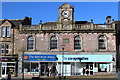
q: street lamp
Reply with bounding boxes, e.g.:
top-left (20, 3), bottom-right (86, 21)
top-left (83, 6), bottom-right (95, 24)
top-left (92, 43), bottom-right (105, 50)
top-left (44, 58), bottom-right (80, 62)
top-left (62, 45), bottom-right (65, 79)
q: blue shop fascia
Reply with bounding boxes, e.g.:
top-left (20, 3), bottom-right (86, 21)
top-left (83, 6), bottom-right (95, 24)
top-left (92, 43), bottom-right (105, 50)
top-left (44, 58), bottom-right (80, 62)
top-left (21, 53), bottom-right (113, 76)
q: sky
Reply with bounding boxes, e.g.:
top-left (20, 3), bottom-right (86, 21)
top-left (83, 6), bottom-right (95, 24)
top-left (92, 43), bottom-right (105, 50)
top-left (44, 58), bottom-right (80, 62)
top-left (1, 2), bottom-right (118, 25)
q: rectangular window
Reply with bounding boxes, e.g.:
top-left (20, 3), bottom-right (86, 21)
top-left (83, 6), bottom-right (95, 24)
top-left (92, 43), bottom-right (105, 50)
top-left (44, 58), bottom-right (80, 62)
top-left (6, 27), bottom-right (10, 37)
top-left (1, 27), bottom-right (10, 37)
top-left (2, 27), bottom-right (6, 37)
top-left (1, 44), bottom-right (5, 55)
top-left (63, 39), bottom-right (69, 44)
top-left (5, 44), bottom-right (9, 55)
top-left (1, 44), bottom-right (9, 55)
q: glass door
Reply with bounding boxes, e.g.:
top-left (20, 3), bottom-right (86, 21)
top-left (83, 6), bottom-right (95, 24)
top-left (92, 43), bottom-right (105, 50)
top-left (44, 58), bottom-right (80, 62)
top-left (1, 62), bottom-right (7, 77)
top-left (1, 62), bottom-right (16, 77)
top-left (2, 67), bottom-right (6, 77)
top-left (40, 62), bottom-right (48, 76)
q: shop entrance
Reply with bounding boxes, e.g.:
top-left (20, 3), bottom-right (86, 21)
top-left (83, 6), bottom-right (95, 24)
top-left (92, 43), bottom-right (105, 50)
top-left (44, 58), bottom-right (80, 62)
top-left (63, 63), bottom-right (71, 76)
top-left (40, 62), bottom-right (48, 76)
top-left (85, 62), bottom-right (93, 75)
top-left (1, 62), bottom-right (16, 77)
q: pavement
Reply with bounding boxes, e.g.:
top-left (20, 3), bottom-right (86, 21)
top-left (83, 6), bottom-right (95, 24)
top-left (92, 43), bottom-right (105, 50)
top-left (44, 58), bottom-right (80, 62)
top-left (0, 74), bottom-right (119, 80)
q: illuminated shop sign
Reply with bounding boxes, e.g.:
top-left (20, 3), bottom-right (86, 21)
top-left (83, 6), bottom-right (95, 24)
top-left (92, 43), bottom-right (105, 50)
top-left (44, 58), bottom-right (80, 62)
top-left (1, 57), bottom-right (17, 62)
top-left (64, 57), bottom-right (88, 61)
top-left (23, 54), bottom-right (56, 61)
top-left (57, 55), bottom-right (112, 62)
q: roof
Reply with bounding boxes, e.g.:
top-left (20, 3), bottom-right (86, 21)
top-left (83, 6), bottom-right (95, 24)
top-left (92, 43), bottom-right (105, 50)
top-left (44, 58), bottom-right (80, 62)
top-left (43, 22), bottom-right (56, 25)
top-left (75, 21), bottom-right (89, 24)
top-left (59, 3), bottom-right (73, 9)
top-left (0, 17), bottom-right (32, 27)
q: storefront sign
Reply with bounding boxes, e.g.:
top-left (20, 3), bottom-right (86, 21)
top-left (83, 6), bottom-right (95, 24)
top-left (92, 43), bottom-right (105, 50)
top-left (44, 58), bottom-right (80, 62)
top-left (23, 54), bottom-right (56, 61)
top-left (57, 55), bottom-right (112, 62)
top-left (1, 57), bottom-right (17, 62)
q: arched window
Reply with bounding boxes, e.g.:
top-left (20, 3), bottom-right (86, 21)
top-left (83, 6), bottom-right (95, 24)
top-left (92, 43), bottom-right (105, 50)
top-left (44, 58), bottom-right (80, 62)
top-left (50, 36), bottom-right (57, 50)
top-left (27, 36), bottom-right (34, 50)
top-left (98, 35), bottom-right (106, 50)
top-left (74, 36), bottom-right (81, 50)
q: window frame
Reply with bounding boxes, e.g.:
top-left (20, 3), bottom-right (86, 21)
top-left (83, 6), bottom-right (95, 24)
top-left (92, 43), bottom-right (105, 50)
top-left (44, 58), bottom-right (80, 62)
top-left (74, 36), bottom-right (82, 50)
top-left (1, 44), bottom-right (9, 55)
top-left (50, 35), bottom-right (58, 50)
top-left (1, 27), bottom-right (11, 37)
top-left (27, 36), bottom-right (35, 50)
top-left (98, 35), bottom-right (107, 51)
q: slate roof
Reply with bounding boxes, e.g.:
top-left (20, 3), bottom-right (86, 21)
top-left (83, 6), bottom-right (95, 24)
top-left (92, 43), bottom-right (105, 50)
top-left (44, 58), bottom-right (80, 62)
top-left (0, 17), bottom-right (32, 27)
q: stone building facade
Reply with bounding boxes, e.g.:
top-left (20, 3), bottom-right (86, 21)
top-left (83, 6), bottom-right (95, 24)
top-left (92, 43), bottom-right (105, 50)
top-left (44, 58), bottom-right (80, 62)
top-left (0, 3), bottom-right (116, 77)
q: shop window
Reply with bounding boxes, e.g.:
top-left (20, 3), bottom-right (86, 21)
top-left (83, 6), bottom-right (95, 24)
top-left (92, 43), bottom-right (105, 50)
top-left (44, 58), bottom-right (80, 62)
top-left (23, 62), bottom-right (30, 73)
top-left (31, 62), bottom-right (39, 73)
top-left (98, 63), bottom-right (107, 72)
top-left (50, 35), bottom-right (57, 50)
top-left (98, 35), bottom-right (106, 50)
top-left (1, 27), bottom-right (10, 37)
top-left (27, 36), bottom-right (35, 50)
top-left (74, 36), bottom-right (81, 50)
top-left (1, 44), bottom-right (9, 55)
top-left (94, 63), bottom-right (98, 67)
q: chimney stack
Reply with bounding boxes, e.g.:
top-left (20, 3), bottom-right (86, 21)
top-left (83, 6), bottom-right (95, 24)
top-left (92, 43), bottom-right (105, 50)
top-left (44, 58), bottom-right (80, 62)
top-left (106, 16), bottom-right (111, 24)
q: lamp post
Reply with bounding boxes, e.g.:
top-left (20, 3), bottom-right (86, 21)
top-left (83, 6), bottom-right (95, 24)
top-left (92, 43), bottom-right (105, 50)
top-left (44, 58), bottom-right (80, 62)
top-left (22, 51), bottom-right (24, 80)
top-left (62, 45), bottom-right (64, 79)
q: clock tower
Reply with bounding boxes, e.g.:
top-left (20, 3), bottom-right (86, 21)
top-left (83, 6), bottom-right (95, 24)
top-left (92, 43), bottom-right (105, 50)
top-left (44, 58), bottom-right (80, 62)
top-left (58, 3), bottom-right (74, 22)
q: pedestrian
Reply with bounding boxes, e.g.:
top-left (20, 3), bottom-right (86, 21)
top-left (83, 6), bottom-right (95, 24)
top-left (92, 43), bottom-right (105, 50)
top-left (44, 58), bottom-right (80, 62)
top-left (83, 67), bottom-right (85, 75)
top-left (50, 65), bottom-right (58, 79)
top-left (7, 72), bottom-right (11, 80)
top-left (86, 69), bottom-right (89, 76)
top-left (45, 66), bottom-right (49, 77)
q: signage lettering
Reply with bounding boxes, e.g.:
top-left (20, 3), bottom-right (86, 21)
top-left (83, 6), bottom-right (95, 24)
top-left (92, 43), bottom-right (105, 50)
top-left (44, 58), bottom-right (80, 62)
top-left (64, 57), bottom-right (88, 61)
top-left (23, 54), bottom-right (56, 61)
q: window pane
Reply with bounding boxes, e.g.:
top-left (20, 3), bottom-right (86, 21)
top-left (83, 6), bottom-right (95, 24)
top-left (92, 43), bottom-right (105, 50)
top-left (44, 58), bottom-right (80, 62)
top-left (1, 50), bottom-right (5, 55)
top-left (1, 44), bottom-right (5, 55)
top-left (74, 36), bottom-right (81, 50)
top-left (5, 44), bottom-right (9, 54)
top-left (6, 44), bottom-right (9, 49)
top-left (63, 39), bottom-right (69, 44)
top-left (24, 62), bottom-right (30, 73)
top-left (31, 62), bottom-right (39, 72)
top-left (99, 36), bottom-right (106, 50)
top-left (6, 27), bottom-right (10, 37)
top-left (1, 27), bottom-right (6, 37)
top-left (5, 50), bottom-right (9, 54)
top-left (27, 37), bottom-right (34, 50)
top-left (50, 36), bottom-right (57, 49)
top-left (1, 44), bottom-right (5, 48)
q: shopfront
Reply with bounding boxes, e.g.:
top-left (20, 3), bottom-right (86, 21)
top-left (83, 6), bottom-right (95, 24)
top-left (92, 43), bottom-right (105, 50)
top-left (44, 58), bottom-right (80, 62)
top-left (56, 55), bottom-right (113, 76)
top-left (23, 54), bottom-right (57, 76)
top-left (22, 54), bottom-right (113, 76)
top-left (1, 57), bottom-right (18, 77)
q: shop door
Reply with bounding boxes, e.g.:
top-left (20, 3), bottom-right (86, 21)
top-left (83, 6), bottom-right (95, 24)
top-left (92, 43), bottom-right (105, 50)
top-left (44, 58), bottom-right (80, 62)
top-left (63, 64), bottom-right (71, 76)
top-left (2, 67), bottom-right (6, 77)
top-left (86, 62), bottom-right (93, 75)
top-left (40, 62), bottom-right (48, 76)
top-left (1, 62), bottom-right (16, 77)
top-left (1, 62), bottom-right (7, 77)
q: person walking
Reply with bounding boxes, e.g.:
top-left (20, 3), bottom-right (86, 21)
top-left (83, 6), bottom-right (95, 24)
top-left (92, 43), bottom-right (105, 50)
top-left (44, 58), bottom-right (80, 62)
top-left (7, 72), bottom-right (11, 80)
top-left (50, 65), bottom-right (57, 79)
top-left (86, 69), bottom-right (89, 76)
top-left (45, 66), bottom-right (49, 77)
top-left (83, 68), bottom-right (86, 75)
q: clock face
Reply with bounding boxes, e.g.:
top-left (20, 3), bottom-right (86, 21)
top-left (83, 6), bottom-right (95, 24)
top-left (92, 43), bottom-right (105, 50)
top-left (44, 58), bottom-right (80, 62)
top-left (62, 10), bottom-right (71, 19)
